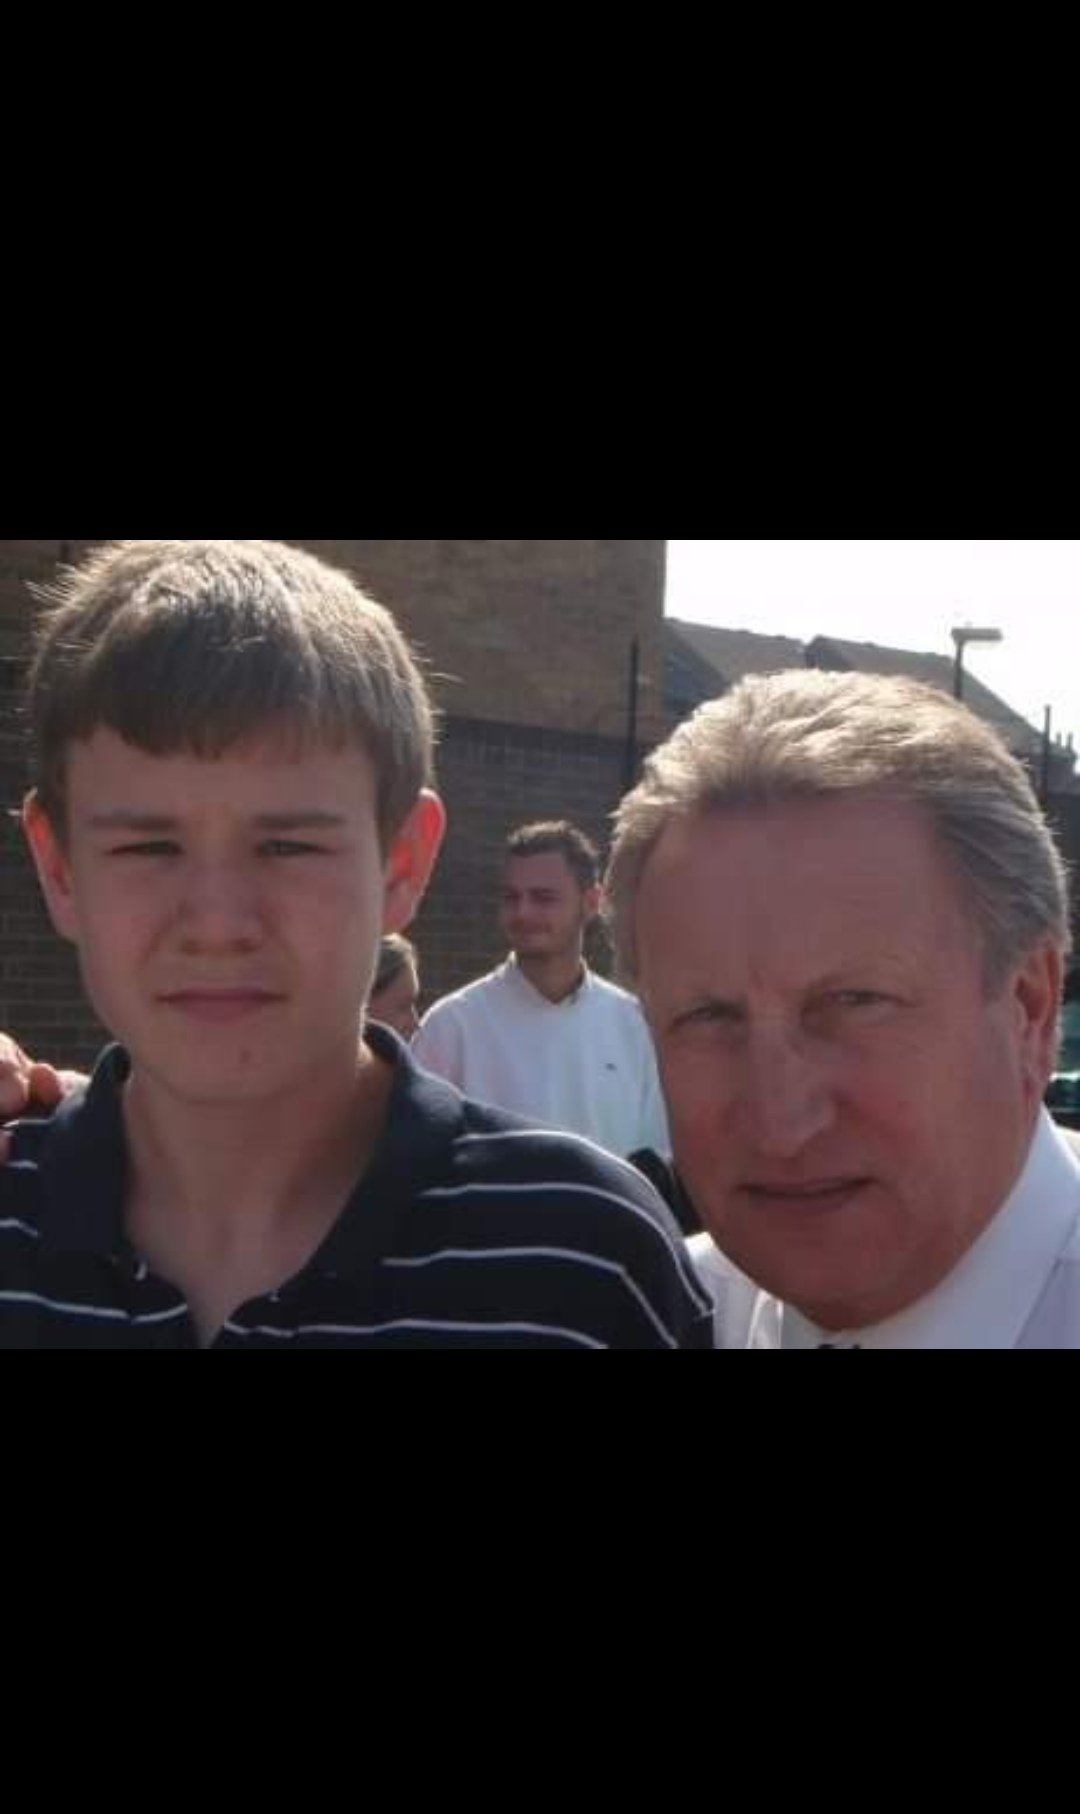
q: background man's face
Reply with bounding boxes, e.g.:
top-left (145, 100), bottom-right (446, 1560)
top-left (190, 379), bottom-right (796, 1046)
top-left (499, 852), bottom-right (597, 966)
top-left (636, 795), bottom-right (1060, 1330)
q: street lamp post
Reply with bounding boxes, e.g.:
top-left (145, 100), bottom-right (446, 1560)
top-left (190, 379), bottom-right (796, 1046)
top-left (951, 625), bottom-right (1003, 700)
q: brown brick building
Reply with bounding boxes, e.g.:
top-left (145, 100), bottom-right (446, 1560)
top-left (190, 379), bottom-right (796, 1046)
top-left (0, 539), bottom-right (667, 1065)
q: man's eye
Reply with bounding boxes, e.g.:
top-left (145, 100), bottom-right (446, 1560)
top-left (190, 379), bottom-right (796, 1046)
top-left (675, 1002), bottom-right (741, 1029)
top-left (834, 991), bottom-right (887, 1009)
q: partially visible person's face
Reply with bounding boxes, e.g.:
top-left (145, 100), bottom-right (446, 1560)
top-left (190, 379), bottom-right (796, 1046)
top-left (370, 960), bottom-right (421, 1041)
top-left (24, 728), bottom-right (443, 1110)
top-left (635, 794), bottom-right (1061, 1331)
top-left (499, 852), bottom-right (598, 965)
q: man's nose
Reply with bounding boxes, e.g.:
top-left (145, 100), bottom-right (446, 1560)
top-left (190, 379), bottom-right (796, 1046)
top-left (736, 1027), bottom-right (837, 1158)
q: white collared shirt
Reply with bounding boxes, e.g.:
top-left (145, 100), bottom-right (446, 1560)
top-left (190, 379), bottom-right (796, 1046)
top-left (688, 1111), bottom-right (1080, 1349)
top-left (414, 957), bottom-right (671, 1160)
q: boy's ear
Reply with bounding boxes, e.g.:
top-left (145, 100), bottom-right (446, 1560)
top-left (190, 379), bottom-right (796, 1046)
top-left (383, 790), bottom-right (447, 935)
top-left (22, 792), bottom-right (80, 944)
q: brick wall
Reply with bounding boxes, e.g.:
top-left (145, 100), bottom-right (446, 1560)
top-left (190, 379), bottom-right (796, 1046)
top-left (0, 652), bottom-right (105, 1065)
top-left (295, 540), bottom-right (668, 748)
top-left (0, 539), bottom-right (666, 1064)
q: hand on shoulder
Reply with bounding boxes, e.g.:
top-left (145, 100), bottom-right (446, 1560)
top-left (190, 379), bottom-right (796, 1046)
top-left (0, 1032), bottom-right (84, 1140)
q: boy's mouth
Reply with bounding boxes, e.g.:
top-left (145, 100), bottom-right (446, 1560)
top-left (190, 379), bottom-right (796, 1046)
top-left (158, 989), bottom-right (285, 1022)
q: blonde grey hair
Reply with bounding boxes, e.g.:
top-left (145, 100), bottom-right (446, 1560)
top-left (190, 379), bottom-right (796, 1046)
top-left (607, 669), bottom-right (1071, 990)
top-left (28, 539), bottom-right (436, 848)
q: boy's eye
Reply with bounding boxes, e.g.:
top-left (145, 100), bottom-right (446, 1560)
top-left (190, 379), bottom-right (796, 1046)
top-left (259, 839), bottom-right (328, 857)
top-left (109, 840), bottom-right (180, 858)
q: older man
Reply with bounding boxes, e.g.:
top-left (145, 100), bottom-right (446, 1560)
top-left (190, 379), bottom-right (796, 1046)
top-left (605, 670), bottom-right (1080, 1348)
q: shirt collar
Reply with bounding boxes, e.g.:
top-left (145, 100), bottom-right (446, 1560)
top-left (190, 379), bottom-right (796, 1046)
top-left (316, 1022), bottom-right (470, 1274)
top-left (36, 1044), bottom-right (132, 1257)
top-left (35, 1028), bottom-right (473, 1277)
top-left (503, 953), bottom-right (591, 1006)
top-left (781, 1111), bottom-right (1080, 1349)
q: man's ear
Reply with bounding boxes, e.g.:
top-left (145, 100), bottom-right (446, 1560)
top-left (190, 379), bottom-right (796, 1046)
top-left (1011, 938), bottom-right (1065, 1100)
top-left (583, 881), bottom-right (603, 922)
top-left (22, 792), bottom-right (80, 944)
top-left (383, 790), bottom-right (447, 935)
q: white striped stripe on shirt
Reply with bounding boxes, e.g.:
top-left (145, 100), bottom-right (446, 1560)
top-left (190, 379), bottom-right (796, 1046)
top-left (419, 1178), bottom-right (713, 1313)
top-left (221, 1317), bottom-right (607, 1348)
top-left (382, 1245), bottom-right (681, 1348)
top-left (0, 1290), bottom-right (188, 1328)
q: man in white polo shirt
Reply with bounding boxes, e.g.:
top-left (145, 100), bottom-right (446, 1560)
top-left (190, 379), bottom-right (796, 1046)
top-left (414, 821), bottom-right (670, 1162)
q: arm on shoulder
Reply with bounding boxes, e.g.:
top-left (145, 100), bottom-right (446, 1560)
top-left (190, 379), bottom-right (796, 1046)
top-left (0, 1034), bottom-right (87, 1157)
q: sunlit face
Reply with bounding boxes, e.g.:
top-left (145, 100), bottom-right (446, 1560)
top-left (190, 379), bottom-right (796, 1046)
top-left (25, 728), bottom-right (444, 1110)
top-left (499, 852), bottom-right (599, 966)
top-left (635, 795), bottom-right (1061, 1330)
top-left (370, 960), bottom-right (421, 1041)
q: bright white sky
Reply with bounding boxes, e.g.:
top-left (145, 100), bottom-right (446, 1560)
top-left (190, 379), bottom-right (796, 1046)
top-left (665, 540), bottom-right (1080, 748)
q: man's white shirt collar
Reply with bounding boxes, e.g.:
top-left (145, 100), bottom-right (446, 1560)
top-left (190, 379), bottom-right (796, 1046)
top-left (780, 1111), bottom-right (1080, 1349)
top-left (691, 1111), bottom-right (1080, 1348)
top-left (502, 954), bottom-right (590, 1007)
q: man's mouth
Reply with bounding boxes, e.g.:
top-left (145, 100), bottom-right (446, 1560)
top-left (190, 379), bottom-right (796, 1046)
top-left (741, 1177), bottom-right (872, 1212)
